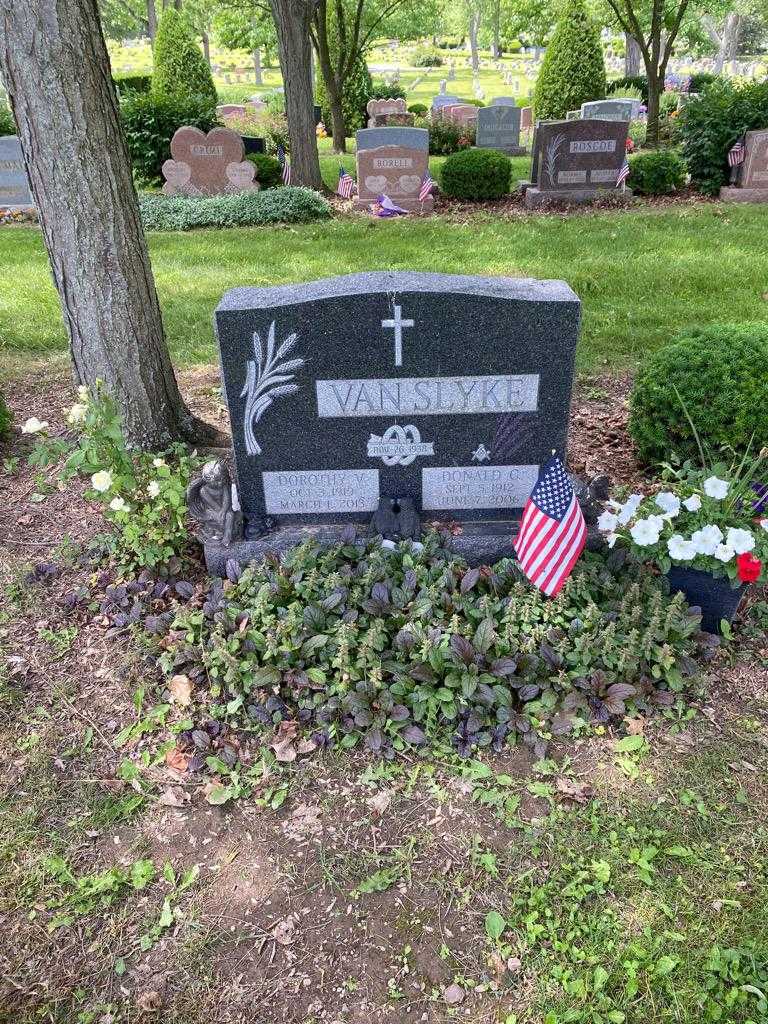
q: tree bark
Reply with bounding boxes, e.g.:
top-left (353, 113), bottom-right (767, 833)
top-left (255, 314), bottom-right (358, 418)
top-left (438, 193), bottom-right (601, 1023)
top-left (490, 0), bottom-right (501, 59)
top-left (311, 0), bottom-right (349, 153)
top-left (0, 0), bottom-right (215, 449)
top-left (147, 0), bottom-right (157, 41)
top-left (269, 0), bottom-right (323, 188)
top-left (624, 32), bottom-right (642, 76)
top-left (469, 11), bottom-right (480, 74)
top-left (202, 29), bottom-right (210, 66)
top-left (253, 46), bottom-right (263, 85)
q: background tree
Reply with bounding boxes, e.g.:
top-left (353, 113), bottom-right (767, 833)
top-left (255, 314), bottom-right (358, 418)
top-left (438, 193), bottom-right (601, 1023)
top-left (533, 0), bottom-right (606, 119)
top-left (0, 0), bottom-right (214, 448)
top-left (214, 6), bottom-right (277, 83)
top-left (99, 0), bottom-right (156, 40)
top-left (152, 6), bottom-right (218, 100)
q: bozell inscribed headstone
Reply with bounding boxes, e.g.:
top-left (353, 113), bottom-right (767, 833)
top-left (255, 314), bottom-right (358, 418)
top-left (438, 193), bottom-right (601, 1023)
top-left (207, 272), bottom-right (580, 571)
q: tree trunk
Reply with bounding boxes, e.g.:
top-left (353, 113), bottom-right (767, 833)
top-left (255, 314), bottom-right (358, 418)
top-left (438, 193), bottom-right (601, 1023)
top-left (269, 0), bottom-right (323, 189)
top-left (253, 46), bottom-right (263, 85)
top-left (725, 13), bottom-right (742, 63)
top-left (147, 0), bottom-right (157, 42)
top-left (490, 0), bottom-right (501, 59)
top-left (624, 32), bottom-right (642, 76)
top-left (0, 0), bottom-right (215, 449)
top-left (202, 30), bottom-right (210, 66)
top-left (645, 69), bottom-right (663, 145)
top-left (327, 88), bottom-right (346, 153)
top-left (469, 11), bottom-right (480, 74)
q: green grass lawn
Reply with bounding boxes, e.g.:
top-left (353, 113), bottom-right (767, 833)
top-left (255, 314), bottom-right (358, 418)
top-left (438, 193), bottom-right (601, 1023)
top-left (3, 202), bottom-right (767, 376)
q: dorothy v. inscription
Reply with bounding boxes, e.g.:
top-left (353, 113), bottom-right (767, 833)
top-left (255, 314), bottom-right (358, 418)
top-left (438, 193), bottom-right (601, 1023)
top-left (214, 272), bottom-right (580, 527)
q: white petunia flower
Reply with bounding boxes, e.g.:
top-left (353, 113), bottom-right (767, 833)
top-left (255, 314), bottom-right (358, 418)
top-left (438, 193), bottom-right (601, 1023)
top-left (655, 492), bottom-right (681, 517)
top-left (725, 527), bottom-right (755, 554)
top-left (91, 470), bottom-right (113, 493)
top-left (704, 476), bottom-right (730, 500)
top-left (147, 480), bottom-right (161, 498)
top-left (691, 524), bottom-right (723, 556)
top-left (606, 532), bottom-right (619, 549)
top-left (21, 416), bottom-right (49, 434)
top-left (761, 519), bottom-right (768, 533)
top-left (152, 458), bottom-right (166, 468)
top-left (66, 403), bottom-right (87, 426)
top-left (630, 518), bottom-right (662, 546)
top-left (597, 510), bottom-right (619, 533)
top-left (77, 384), bottom-right (90, 401)
top-left (109, 496), bottom-right (129, 513)
top-left (667, 534), bottom-right (697, 560)
top-left (714, 544), bottom-right (735, 562)
top-left (683, 494), bottom-right (702, 512)
top-left (617, 494), bottom-right (644, 526)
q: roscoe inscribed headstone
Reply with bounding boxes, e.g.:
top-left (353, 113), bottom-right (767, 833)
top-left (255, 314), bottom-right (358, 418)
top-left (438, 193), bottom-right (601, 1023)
top-left (524, 118), bottom-right (630, 207)
top-left (162, 126), bottom-right (258, 196)
top-left (476, 105), bottom-right (525, 155)
top-left (720, 128), bottom-right (768, 202)
top-left (355, 127), bottom-right (432, 211)
top-left (0, 136), bottom-right (34, 209)
top-left (214, 272), bottom-right (580, 535)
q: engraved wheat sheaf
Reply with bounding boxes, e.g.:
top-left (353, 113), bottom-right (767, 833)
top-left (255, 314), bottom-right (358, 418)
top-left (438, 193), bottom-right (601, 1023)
top-left (240, 322), bottom-right (304, 456)
top-left (545, 133), bottom-right (566, 186)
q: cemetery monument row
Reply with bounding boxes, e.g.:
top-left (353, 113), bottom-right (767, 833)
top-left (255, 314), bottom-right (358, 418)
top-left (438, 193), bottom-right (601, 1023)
top-left (189, 272), bottom-right (581, 573)
top-left (0, 136), bottom-right (34, 210)
top-left (720, 129), bottom-right (768, 202)
top-left (521, 118), bottom-right (631, 208)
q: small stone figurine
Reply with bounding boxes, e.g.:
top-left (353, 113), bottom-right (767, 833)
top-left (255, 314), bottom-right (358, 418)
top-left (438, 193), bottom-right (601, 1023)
top-left (573, 474), bottom-right (611, 551)
top-left (371, 497), bottom-right (421, 541)
top-left (186, 460), bottom-right (243, 547)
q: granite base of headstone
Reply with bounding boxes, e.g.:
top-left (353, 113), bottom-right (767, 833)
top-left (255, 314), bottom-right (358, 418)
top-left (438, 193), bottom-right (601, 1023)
top-left (720, 128), bottom-right (768, 202)
top-left (0, 136), bottom-right (35, 211)
top-left (354, 127), bottom-right (433, 212)
top-left (191, 272), bottom-right (582, 572)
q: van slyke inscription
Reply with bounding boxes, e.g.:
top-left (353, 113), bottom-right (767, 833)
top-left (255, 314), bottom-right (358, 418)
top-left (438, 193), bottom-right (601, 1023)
top-left (316, 375), bottom-right (539, 417)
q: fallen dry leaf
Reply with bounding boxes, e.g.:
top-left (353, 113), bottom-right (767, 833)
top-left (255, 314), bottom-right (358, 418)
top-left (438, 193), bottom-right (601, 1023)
top-left (165, 748), bottom-right (190, 773)
top-left (158, 786), bottom-right (189, 808)
top-left (624, 715), bottom-right (647, 736)
top-left (366, 789), bottom-right (394, 816)
top-left (555, 776), bottom-right (594, 804)
top-left (168, 673), bottom-right (192, 706)
top-left (271, 720), bottom-right (299, 763)
top-left (272, 917), bottom-right (296, 945)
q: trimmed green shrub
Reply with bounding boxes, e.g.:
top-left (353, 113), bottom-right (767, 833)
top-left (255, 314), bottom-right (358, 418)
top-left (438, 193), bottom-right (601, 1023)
top-left (246, 152), bottom-right (283, 189)
top-left (533, 0), bottom-right (606, 121)
top-left (113, 72), bottom-right (152, 97)
top-left (138, 187), bottom-right (332, 230)
top-left (421, 116), bottom-right (475, 155)
top-left (413, 49), bottom-right (444, 67)
top-left (679, 79), bottom-right (768, 195)
top-left (0, 104), bottom-right (15, 137)
top-left (316, 50), bottom-right (373, 136)
top-left (608, 75), bottom-right (648, 103)
top-left (369, 80), bottom-right (407, 103)
top-left (688, 71), bottom-right (720, 92)
top-left (440, 148), bottom-right (511, 200)
top-left (120, 93), bottom-right (218, 184)
top-left (629, 324), bottom-right (768, 464)
top-left (408, 103), bottom-right (428, 116)
top-left (151, 8), bottom-right (217, 106)
top-left (628, 149), bottom-right (687, 195)
top-left (0, 390), bottom-right (11, 440)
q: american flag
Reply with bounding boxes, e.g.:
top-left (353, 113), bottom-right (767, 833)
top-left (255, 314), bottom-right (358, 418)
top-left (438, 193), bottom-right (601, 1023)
top-left (513, 456), bottom-right (586, 597)
top-left (728, 135), bottom-right (746, 167)
top-left (616, 158), bottom-right (630, 188)
top-left (337, 164), bottom-right (356, 198)
top-left (277, 145), bottom-right (291, 185)
top-left (419, 170), bottom-right (435, 202)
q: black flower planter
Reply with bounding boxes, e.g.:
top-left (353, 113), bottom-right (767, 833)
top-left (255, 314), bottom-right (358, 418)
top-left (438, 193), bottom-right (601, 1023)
top-left (241, 135), bottom-right (265, 155)
top-left (666, 566), bottom-right (746, 634)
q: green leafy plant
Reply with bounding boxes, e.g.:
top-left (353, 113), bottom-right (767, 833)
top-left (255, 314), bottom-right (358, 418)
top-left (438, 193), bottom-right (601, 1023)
top-left (419, 115), bottom-right (475, 155)
top-left (629, 324), bottom-right (768, 464)
top-left (680, 78), bottom-right (768, 195)
top-left (139, 187), bottom-right (332, 231)
top-left (608, 75), bottom-right (648, 103)
top-left (120, 93), bottom-right (218, 184)
top-left (0, 104), bottom-right (15, 137)
top-left (43, 855), bottom-right (155, 929)
top-left (533, 0), bottom-right (606, 121)
top-left (112, 71), bottom-right (152, 97)
top-left (412, 49), bottom-right (444, 67)
top-left (151, 7), bottom-right (217, 106)
top-left (245, 151), bottom-right (283, 189)
top-left (408, 103), bottom-right (428, 116)
top-left (0, 389), bottom-right (11, 440)
top-left (629, 149), bottom-right (687, 195)
top-left (440, 148), bottom-right (511, 201)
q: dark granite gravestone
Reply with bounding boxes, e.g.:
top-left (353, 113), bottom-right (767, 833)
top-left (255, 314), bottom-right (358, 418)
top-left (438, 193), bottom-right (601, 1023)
top-left (199, 272), bottom-right (580, 571)
top-left (476, 105), bottom-right (526, 155)
top-left (522, 118), bottom-right (631, 208)
top-left (720, 128), bottom-right (768, 202)
top-left (0, 136), bottom-right (34, 210)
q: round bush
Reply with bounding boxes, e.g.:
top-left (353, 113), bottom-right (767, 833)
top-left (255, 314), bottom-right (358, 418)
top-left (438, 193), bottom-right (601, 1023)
top-left (440, 148), bottom-right (511, 200)
top-left (246, 152), bottom-right (283, 189)
top-left (629, 149), bottom-right (687, 195)
top-left (629, 325), bottom-right (768, 464)
top-left (139, 187), bottom-right (332, 231)
top-left (413, 49), bottom-right (444, 67)
top-left (533, 0), bottom-right (606, 121)
top-left (152, 8), bottom-right (217, 106)
top-left (408, 103), bottom-right (428, 116)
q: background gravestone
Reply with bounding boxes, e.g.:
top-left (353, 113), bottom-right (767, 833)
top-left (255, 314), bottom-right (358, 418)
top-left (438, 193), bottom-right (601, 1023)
top-left (432, 94), bottom-right (460, 114)
top-left (355, 127), bottom-right (432, 212)
top-left (161, 126), bottom-right (259, 197)
top-left (0, 136), bottom-right (34, 210)
top-left (367, 97), bottom-right (408, 127)
top-left (580, 98), bottom-right (639, 121)
top-left (490, 97), bottom-right (517, 107)
top-left (523, 119), bottom-right (631, 208)
top-left (205, 272), bottom-right (581, 571)
top-left (720, 129), bottom-right (768, 202)
top-left (476, 105), bottom-right (526, 155)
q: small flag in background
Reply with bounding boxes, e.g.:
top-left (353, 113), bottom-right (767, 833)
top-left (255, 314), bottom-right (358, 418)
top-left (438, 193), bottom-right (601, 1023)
top-left (616, 158), bottom-right (630, 188)
top-left (419, 170), bottom-right (435, 203)
top-left (337, 164), bottom-right (356, 199)
top-left (728, 135), bottom-right (746, 167)
top-left (513, 456), bottom-right (586, 597)
top-left (277, 145), bottom-right (291, 185)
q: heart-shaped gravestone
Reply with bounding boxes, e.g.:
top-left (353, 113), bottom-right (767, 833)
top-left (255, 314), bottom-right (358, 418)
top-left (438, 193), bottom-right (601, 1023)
top-left (364, 174), bottom-right (388, 193)
top-left (226, 161), bottom-right (258, 190)
top-left (161, 159), bottom-right (192, 195)
top-left (165, 126), bottom-right (246, 196)
top-left (398, 174), bottom-right (421, 194)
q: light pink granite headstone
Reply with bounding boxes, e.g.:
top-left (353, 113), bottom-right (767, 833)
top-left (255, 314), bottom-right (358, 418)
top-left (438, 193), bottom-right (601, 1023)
top-left (162, 126), bottom-right (259, 197)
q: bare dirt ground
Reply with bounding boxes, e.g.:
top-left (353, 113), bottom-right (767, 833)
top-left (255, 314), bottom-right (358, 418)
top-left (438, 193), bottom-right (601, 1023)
top-left (1, 363), bottom-right (767, 1024)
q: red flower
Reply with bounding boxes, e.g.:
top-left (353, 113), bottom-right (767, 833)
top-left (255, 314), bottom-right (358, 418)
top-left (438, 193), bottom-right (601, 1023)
top-left (626, 138), bottom-right (635, 152)
top-left (736, 552), bottom-right (762, 583)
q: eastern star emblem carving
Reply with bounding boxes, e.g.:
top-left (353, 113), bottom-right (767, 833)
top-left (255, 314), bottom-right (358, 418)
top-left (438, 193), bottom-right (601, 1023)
top-left (367, 424), bottom-right (434, 466)
top-left (472, 444), bottom-right (491, 462)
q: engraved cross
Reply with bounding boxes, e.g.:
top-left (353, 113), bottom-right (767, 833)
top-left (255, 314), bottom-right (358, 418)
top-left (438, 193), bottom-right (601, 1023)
top-left (381, 304), bottom-right (414, 367)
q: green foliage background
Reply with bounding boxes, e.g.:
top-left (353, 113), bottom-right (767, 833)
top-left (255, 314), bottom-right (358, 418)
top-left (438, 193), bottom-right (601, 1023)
top-left (120, 94), bottom-right (218, 183)
top-left (533, 0), bottom-right (606, 120)
top-left (440, 148), bottom-right (512, 199)
top-left (629, 149), bottom-right (687, 195)
top-left (151, 8), bottom-right (217, 106)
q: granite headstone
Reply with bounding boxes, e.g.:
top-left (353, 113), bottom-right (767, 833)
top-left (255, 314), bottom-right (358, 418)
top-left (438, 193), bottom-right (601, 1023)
top-left (720, 128), bottom-right (768, 202)
top-left (490, 97), bottom-right (517, 107)
top-left (202, 272), bottom-right (580, 570)
top-left (476, 105), bottom-right (526, 155)
top-left (523, 118), bottom-right (631, 207)
top-left (355, 127), bottom-right (432, 211)
top-left (161, 126), bottom-right (259, 196)
top-left (431, 95), bottom-right (460, 115)
top-left (580, 98), bottom-right (638, 121)
top-left (0, 136), bottom-right (34, 210)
